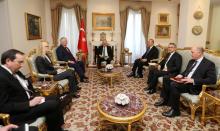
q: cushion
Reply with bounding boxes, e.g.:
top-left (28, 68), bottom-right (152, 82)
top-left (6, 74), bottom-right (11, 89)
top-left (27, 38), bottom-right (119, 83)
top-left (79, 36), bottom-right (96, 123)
top-left (181, 93), bottom-right (200, 104)
top-left (29, 116), bottom-right (46, 127)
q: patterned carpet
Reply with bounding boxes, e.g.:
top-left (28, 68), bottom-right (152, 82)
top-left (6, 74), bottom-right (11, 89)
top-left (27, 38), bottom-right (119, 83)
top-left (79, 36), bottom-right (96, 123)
top-left (63, 67), bottom-right (220, 131)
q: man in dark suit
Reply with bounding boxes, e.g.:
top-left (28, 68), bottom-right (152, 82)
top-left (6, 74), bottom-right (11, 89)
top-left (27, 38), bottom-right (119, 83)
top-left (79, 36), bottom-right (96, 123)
top-left (154, 47), bottom-right (216, 117)
top-left (35, 41), bottom-right (80, 98)
top-left (97, 40), bottom-right (113, 69)
top-left (145, 43), bottom-right (182, 94)
top-left (56, 37), bottom-right (88, 82)
top-left (0, 49), bottom-right (65, 131)
top-left (127, 39), bottom-right (159, 78)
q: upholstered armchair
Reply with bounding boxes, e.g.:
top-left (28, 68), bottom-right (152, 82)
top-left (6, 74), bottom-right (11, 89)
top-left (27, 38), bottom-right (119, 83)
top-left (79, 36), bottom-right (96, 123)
top-left (26, 49), bottom-right (69, 94)
top-left (157, 49), bottom-right (220, 120)
top-left (51, 46), bottom-right (69, 68)
top-left (0, 113), bottom-right (47, 131)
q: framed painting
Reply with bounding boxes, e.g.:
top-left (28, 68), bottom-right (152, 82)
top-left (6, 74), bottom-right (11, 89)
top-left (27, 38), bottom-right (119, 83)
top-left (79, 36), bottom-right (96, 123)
top-left (25, 13), bottom-right (42, 40)
top-left (155, 25), bottom-right (171, 38)
top-left (92, 13), bottom-right (115, 30)
top-left (158, 13), bottom-right (169, 24)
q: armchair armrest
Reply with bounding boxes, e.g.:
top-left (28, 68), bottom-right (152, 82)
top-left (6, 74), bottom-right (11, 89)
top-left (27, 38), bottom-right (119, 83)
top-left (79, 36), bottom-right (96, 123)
top-left (199, 81), bottom-right (220, 98)
top-left (0, 113), bottom-right (10, 125)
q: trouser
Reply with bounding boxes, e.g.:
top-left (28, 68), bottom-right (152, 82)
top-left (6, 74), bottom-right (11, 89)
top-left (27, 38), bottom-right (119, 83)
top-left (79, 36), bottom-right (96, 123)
top-left (132, 59), bottom-right (148, 76)
top-left (69, 61), bottom-right (85, 80)
top-left (10, 96), bottom-right (64, 131)
top-left (97, 57), bottom-right (111, 69)
top-left (53, 69), bottom-right (78, 93)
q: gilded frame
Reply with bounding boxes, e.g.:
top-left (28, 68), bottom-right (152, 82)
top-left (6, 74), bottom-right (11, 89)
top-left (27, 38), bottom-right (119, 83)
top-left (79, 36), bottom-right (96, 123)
top-left (25, 13), bottom-right (42, 40)
top-left (158, 13), bottom-right (169, 24)
top-left (92, 13), bottom-right (115, 30)
top-left (155, 25), bottom-right (171, 38)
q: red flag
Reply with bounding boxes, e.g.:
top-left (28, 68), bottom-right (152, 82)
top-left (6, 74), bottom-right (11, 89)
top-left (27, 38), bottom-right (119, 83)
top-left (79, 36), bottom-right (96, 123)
top-left (78, 19), bottom-right (88, 53)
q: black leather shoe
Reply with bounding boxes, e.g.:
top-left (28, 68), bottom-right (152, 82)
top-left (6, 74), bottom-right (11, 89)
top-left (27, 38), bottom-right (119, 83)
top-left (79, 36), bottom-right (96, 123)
top-left (162, 109), bottom-right (180, 117)
top-left (76, 86), bottom-right (81, 90)
top-left (154, 99), bottom-right (166, 106)
top-left (84, 76), bottom-right (88, 79)
top-left (144, 87), bottom-right (150, 91)
top-left (127, 72), bottom-right (135, 77)
top-left (80, 79), bottom-right (89, 83)
top-left (134, 75), bottom-right (143, 78)
top-left (71, 93), bottom-right (80, 98)
top-left (148, 89), bottom-right (156, 94)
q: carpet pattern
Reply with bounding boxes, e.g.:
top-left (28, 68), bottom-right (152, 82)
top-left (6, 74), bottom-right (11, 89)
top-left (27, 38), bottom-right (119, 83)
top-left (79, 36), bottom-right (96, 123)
top-left (63, 67), bottom-right (220, 131)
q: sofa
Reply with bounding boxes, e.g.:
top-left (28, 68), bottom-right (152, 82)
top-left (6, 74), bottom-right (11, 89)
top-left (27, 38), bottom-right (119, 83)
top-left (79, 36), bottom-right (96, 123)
top-left (157, 48), bottom-right (220, 120)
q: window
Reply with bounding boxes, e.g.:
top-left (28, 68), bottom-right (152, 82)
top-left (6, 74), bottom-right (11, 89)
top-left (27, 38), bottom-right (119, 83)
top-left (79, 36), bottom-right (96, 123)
top-left (59, 8), bottom-right (79, 55)
top-left (124, 9), bottom-right (146, 62)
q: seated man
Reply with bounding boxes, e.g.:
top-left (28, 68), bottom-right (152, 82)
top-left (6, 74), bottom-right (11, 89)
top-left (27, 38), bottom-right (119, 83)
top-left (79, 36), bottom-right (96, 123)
top-left (145, 43), bottom-right (182, 94)
top-left (0, 49), bottom-right (65, 131)
top-left (97, 40), bottom-right (113, 69)
top-left (56, 37), bottom-right (88, 83)
top-left (127, 39), bottom-right (159, 78)
top-left (154, 47), bottom-right (216, 117)
top-left (35, 41), bottom-right (80, 98)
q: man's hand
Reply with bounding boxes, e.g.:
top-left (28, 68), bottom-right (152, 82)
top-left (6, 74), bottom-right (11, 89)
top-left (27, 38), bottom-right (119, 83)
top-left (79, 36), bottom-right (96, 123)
top-left (0, 124), bottom-right (18, 131)
top-left (181, 78), bottom-right (194, 84)
top-left (175, 75), bottom-right (183, 79)
top-left (141, 59), bottom-right (147, 62)
top-left (99, 55), bottom-right (103, 58)
top-left (29, 96), bottom-right (45, 107)
top-left (68, 60), bottom-right (75, 64)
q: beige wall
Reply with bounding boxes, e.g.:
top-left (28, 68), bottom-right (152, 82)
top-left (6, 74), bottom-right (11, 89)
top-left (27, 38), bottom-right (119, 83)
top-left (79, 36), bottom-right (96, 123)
top-left (148, 0), bottom-right (179, 46)
top-left (0, 0), bottom-right (13, 54)
top-left (0, 0), bottom-right (49, 75)
top-left (178, 0), bottom-right (210, 48)
top-left (208, 3), bottom-right (220, 50)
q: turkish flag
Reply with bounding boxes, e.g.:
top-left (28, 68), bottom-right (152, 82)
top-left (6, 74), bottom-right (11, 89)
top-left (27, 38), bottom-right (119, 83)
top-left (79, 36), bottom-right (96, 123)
top-left (78, 19), bottom-right (88, 53)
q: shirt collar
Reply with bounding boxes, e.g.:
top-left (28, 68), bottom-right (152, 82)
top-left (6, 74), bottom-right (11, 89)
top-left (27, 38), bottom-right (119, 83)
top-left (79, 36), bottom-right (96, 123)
top-left (196, 56), bottom-right (204, 63)
top-left (1, 65), bottom-right (13, 74)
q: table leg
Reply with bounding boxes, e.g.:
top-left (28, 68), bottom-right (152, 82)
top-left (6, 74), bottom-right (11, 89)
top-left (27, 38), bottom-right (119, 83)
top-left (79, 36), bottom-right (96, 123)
top-left (128, 123), bottom-right (131, 131)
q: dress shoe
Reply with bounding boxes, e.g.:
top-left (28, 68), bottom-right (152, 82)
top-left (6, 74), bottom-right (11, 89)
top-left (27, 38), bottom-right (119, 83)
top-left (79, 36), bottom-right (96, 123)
top-left (76, 86), bottom-right (81, 90)
top-left (127, 72), bottom-right (135, 77)
top-left (71, 93), bottom-right (80, 98)
top-left (148, 89), bottom-right (156, 94)
top-left (80, 79), bottom-right (89, 83)
top-left (144, 87), bottom-right (150, 91)
top-left (134, 75), bottom-right (143, 78)
top-left (84, 76), bottom-right (89, 79)
top-left (154, 99), bottom-right (166, 106)
top-left (162, 109), bottom-right (180, 117)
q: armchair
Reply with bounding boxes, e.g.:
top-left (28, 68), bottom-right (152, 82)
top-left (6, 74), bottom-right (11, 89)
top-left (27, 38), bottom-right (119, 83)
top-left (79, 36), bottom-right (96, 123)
top-left (51, 46), bottom-right (68, 68)
top-left (0, 113), bottom-right (47, 131)
top-left (26, 49), bottom-right (69, 94)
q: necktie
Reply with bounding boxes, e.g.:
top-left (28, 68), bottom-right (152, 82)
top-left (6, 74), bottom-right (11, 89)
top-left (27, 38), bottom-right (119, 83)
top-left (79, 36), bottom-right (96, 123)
top-left (103, 47), bottom-right (106, 57)
top-left (184, 60), bottom-right (198, 77)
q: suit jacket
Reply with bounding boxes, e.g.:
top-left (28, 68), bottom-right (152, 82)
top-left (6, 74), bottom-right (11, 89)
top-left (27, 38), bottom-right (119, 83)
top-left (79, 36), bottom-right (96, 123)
top-left (160, 52), bottom-right (182, 75)
top-left (0, 66), bottom-right (34, 113)
top-left (181, 57), bottom-right (216, 93)
top-left (142, 46), bottom-right (159, 64)
top-left (56, 45), bottom-right (76, 62)
top-left (98, 45), bottom-right (113, 60)
top-left (35, 55), bottom-right (57, 75)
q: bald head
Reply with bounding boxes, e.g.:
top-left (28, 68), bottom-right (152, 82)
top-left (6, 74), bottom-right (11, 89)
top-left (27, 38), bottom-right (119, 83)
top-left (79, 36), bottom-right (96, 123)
top-left (191, 46), bottom-right (204, 60)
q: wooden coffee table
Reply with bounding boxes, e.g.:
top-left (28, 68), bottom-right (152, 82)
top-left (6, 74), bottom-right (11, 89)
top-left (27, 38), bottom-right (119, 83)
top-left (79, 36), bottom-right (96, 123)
top-left (97, 94), bottom-right (147, 131)
top-left (97, 68), bottom-right (122, 88)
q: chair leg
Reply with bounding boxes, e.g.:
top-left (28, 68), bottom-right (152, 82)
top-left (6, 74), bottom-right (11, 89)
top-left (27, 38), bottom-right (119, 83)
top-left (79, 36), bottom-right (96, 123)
top-left (190, 107), bottom-right (196, 120)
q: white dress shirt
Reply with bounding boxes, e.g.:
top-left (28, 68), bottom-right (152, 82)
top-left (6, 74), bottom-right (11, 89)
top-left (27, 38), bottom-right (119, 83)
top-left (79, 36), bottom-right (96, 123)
top-left (187, 57), bottom-right (204, 78)
top-left (163, 52), bottom-right (175, 71)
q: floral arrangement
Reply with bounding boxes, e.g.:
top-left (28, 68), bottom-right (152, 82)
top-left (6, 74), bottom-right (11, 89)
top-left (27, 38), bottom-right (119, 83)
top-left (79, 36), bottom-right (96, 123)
top-left (105, 64), bottom-right (114, 70)
top-left (114, 93), bottom-right (130, 106)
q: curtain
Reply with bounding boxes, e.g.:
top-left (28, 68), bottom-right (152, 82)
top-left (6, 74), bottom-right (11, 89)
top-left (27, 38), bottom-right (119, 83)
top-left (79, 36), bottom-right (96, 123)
top-left (141, 8), bottom-right (151, 42)
top-left (120, 8), bottom-right (129, 64)
top-left (59, 8), bottom-right (79, 55)
top-left (50, 0), bottom-right (87, 45)
top-left (124, 9), bottom-right (146, 62)
top-left (51, 6), bottom-right (62, 46)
